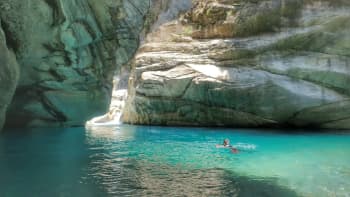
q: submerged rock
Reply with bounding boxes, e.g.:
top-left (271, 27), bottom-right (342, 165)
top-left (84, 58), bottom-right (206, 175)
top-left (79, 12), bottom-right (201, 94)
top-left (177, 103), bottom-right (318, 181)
top-left (124, 0), bottom-right (350, 129)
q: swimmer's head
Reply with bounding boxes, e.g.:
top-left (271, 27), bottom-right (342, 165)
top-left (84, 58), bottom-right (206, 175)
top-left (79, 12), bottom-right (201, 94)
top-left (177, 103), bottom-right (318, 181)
top-left (223, 139), bottom-right (230, 146)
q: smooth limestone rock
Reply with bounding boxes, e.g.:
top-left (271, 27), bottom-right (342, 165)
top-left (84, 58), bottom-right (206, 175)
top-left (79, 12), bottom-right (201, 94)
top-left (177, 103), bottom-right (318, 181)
top-left (85, 0), bottom-right (192, 127)
top-left (85, 89), bottom-right (128, 128)
top-left (0, 20), bottom-right (19, 131)
top-left (0, 0), bottom-right (172, 127)
top-left (123, 0), bottom-right (350, 129)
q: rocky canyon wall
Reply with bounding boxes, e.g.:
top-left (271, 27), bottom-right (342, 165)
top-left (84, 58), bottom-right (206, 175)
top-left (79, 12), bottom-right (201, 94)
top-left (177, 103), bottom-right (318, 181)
top-left (123, 0), bottom-right (350, 129)
top-left (0, 0), bottom-right (174, 129)
top-left (1, 0), bottom-right (350, 130)
top-left (0, 19), bottom-right (19, 130)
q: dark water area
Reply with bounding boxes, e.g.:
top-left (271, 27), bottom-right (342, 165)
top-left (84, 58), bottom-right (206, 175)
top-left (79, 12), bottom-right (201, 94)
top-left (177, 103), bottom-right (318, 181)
top-left (0, 125), bottom-right (349, 196)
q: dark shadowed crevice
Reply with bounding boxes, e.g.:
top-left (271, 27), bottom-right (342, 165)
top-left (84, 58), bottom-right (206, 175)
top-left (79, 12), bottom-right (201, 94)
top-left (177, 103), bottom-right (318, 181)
top-left (44, 0), bottom-right (66, 27)
top-left (125, 0), bottom-right (149, 17)
top-left (0, 20), bottom-right (20, 52)
top-left (41, 93), bottom-right (67, 123)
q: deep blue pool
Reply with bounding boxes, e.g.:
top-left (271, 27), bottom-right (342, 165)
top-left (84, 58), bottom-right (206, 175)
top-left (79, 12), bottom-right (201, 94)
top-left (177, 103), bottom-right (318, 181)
top-left (0, 125), bottom-right (349, 196)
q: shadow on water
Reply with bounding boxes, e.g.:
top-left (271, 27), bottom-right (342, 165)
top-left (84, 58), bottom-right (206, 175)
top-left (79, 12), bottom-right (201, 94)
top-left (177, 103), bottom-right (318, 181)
top-left (81, 126), bottom-right (300, 196)
top-left (84, 156), bottom-right (300, 197)
top-left (218, 169), bottom-right (299, 197)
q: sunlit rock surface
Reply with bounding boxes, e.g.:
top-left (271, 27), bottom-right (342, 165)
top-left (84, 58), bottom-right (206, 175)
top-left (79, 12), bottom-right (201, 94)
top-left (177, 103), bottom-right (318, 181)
top-left (0, 0), bottom-right (173, 127)
top-left (0, 21), bottom-right (19, 130)
top-left (124, 0), bottom-right (350, 129)
top-left (86, 89), bottom-right (128, 127)
top-left (85, 0), bottom-right (192, 127)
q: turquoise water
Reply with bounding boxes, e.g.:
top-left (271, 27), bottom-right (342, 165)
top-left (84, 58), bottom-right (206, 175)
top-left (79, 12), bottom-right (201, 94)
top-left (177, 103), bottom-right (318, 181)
top-left (0, 126), bottom-right (349, 197)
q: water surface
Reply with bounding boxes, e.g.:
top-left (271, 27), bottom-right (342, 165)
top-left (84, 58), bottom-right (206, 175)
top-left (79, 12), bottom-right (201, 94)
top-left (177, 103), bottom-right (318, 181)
top-left (0, 126), bottom-right (349, 196)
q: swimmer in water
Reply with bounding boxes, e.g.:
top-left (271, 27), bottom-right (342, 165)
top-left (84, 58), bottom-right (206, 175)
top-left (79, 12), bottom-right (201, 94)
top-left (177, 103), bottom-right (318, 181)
top-left (223, 138), bottom-right (230, 147)
top-left (226, 139), bottom-right (239, 153)
top-left (217, 139), bottom-right (239, 154)
top-left (216, 139), bottom-right (231, 148)
top-left (231, 147), bottom-right (239, 154)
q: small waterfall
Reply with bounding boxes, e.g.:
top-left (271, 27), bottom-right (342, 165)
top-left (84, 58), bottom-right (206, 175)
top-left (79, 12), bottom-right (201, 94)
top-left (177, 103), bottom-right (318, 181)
top-left (85, 77), bottom-right (128, 128)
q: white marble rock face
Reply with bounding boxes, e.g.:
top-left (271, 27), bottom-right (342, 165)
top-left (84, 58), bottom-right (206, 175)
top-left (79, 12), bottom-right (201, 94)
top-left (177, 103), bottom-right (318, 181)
top-left (123, 0), bottom-right (350, 129)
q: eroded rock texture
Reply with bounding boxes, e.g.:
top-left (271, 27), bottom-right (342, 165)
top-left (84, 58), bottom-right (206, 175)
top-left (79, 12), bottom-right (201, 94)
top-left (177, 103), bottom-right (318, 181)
top-left (0, 0), bottom-right (172, 127)
top-left (0, 20), bottom-right (19, 130)
top-left (124, 0), bottom-right (350, 129)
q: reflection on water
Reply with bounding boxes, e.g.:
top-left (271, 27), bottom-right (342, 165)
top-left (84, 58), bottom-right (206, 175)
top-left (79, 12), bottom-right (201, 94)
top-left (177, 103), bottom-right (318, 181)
top-left (125, 162), bottom-right (298, 197)
top-left (1, 126), bottom-right (349, 196)
top-left (85, 126), bottom-right (136, 142)
top-left (92, 160), bottom-right (299, 196)
top-left (85, 126), bottom-right (298, 196)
